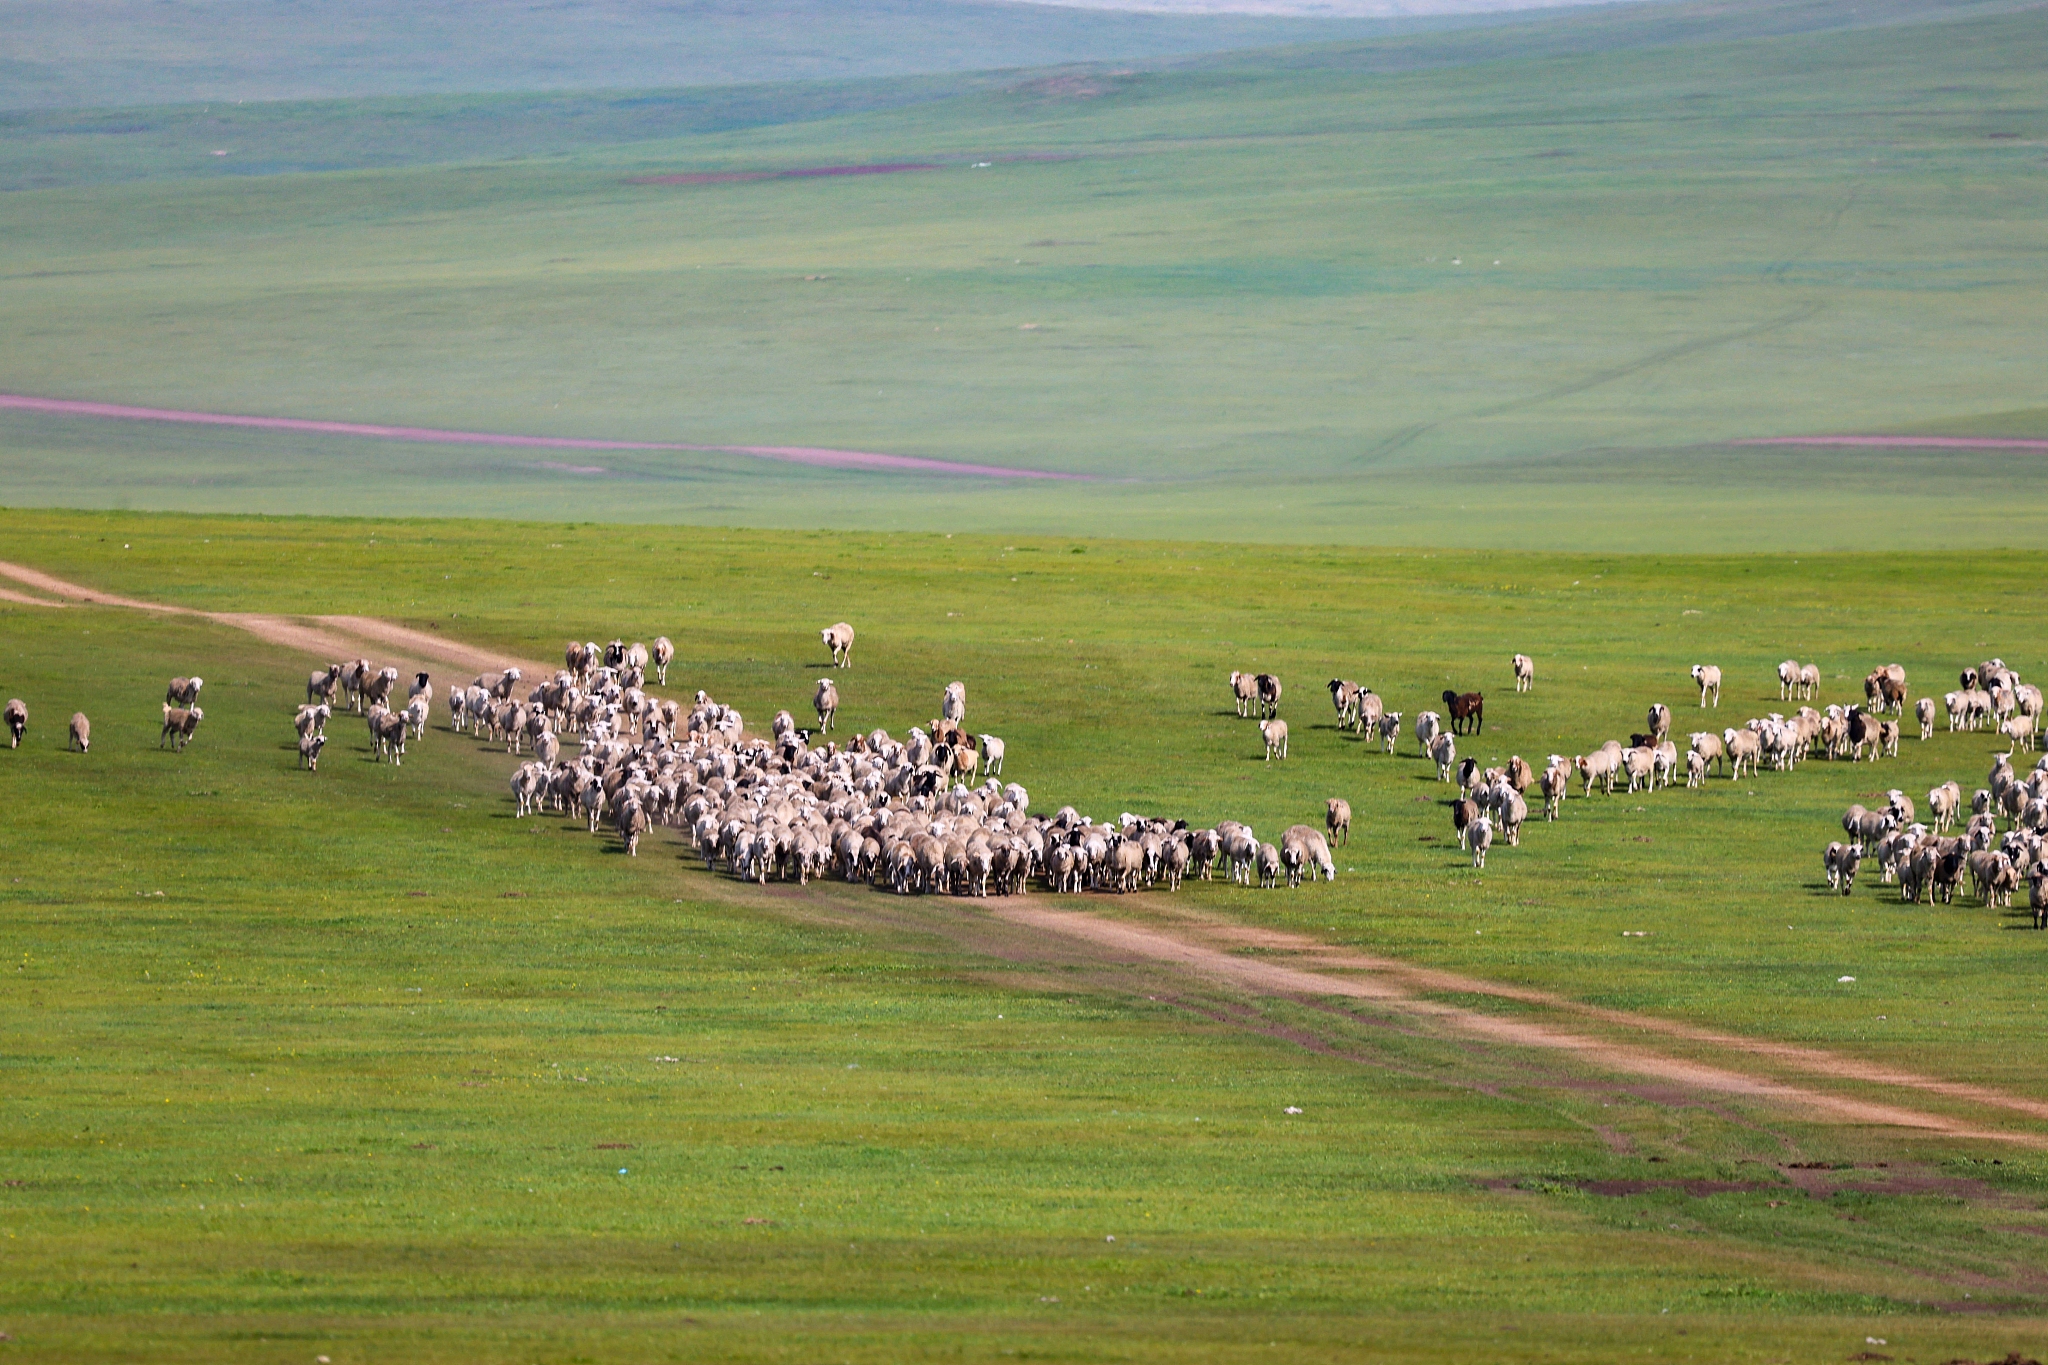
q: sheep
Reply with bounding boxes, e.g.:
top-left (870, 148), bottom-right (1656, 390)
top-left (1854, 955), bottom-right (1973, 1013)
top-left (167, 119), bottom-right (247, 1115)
top-left (363, 667), bottom-right (400, 710)
top-left (650, 636), bottom-right (674, 686)
top-left (1968, 849), bottom-right (2017, 909)
top-left (1230, 671), bottom-right (1258, 718)
top-left (1691, 664), bottom-right (1722, 708)
top-left (1328, 679), bottom-right (1363, 731)
top-left (1689, 730), bottom-right (1726, 777)
top-left (298, 730), bottom-right (325, 771)
top-left (1723, 727), bottom-right (1761, 779)
top-left (67, 712), bottom-right (89, 753)
top-left (1645, 703), bottom-right (1672, 743)
top-left (616, 799), bottom-right (650, 857)
top-left (1498, 788), bottom-right (1528, 845)
top-left (1256, 673), bottom-right (1282, 719)
top-left (404, 696), bottom-right (431, 741)
top-left (821, 622), bottom-right (855, 668)
top-left (2000, 714), bottom-right (2037, 752)
top-left (1452, 797), bottom-right (1478, 849)
top-left (1621, 745), bottom-right (1656, 793)
top-left (1876, 719), bottom-right (1901, 758)
top-left (813, 679), bottom-right (839, 734)
top-left (1377, 710), bottom-right (1403, 754)
top-left (1261, 717), bottom-right (1290, 762)
top-left (942, 681), bottom-right (967, 726)
top-left (1823, 841), bottom-right (1862, 895)
top-left (159, 703), bottom-right (203, 751)
top-left (1798, 663), bottom-right (1820, 700)
top-left (1326, 797), bottom-right (1351, 847)
top-left (368, 707), bottom-right (409, 764)
top-left (3, 698), bottom-right (23, 748)
top-left (1576, 743), bottom-right (1622, 796)
top-left (1512, 653), bottom-right (1535, 693)
top-left (295, 703), bottom-right (330, 738)
top-left (1430, 730), bottom-right (1457, 782)
top-left (1917, 697), bottom-right (1937, 740)
top-left (1778, 659), bottom-right (1799, 700)
top-left (1414, 710), bottom-right (1442, 754)
top-left (1540, 757), bottom-right (1570, 820)
top-left (1256, 841), bottom-right (1283, 889)
top-left (624, 642), bottom-right (650, 677)
top-left (1468, 814), bottom-right (1493, 869)
top-left (1685, 748), bottom-right (1707, 788)
top-left (338, 659), bottom-right (372, 712)
top-left (1355, 689), bottom-right (1385, 737)
top-left (307, 664), bottom-right (341, 706)
top-left (1442, 690), bottom-right (1484, 735)
top-left (977, 734), bottom-right (1005, 777)
top-left (1282, 825), bottom-right (1336, 885)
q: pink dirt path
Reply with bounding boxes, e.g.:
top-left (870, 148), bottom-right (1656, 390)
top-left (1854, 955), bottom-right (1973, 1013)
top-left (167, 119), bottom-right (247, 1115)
top-left (0, 393), bottom-right (1088, 481)
top-left (1740, 434), bottom-right (2048, 451)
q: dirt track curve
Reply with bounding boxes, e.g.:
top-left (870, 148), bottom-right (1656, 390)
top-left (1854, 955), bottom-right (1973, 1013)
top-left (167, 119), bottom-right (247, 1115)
top-left (5, 558), bottom-right (2043, 1149)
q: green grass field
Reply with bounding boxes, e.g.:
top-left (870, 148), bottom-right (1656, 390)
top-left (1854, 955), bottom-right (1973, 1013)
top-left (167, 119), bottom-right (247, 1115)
top-left (3, 0), bottom-right (2047, 545)
top-left (2, 506), bottom-right (2046, 1361)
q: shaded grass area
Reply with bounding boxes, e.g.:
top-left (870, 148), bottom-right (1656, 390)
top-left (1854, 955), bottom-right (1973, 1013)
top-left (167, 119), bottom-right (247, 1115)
top-left (3, 1), bottom-right (2048, 545)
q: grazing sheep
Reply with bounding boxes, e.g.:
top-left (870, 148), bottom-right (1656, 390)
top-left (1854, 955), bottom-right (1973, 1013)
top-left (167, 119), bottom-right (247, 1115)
top-left (3, 698), bottom-right (23, 748)
top-left (1430, 730), bottom-right (1457, 781)
top-left (813, 679), bottom-right (839, 734)
top-left (159, 703), bottom-right (203, 751)
top-left (166, 676), bottom-right (204, 708)
top-left (1230, 671), bottom-right (1258, 718)
top-left (1326, 797), bottom-right (1351, 847)
top-left (1823, 841), bottom-right (1862, 895)
top-left (1468, 814), bottom-right (1493, 869)
top-left (1260, 718), bottom-right (1290, 762)
top-left (651, 636), bottom-right (674, 686)
top-left (1255, 673), bottom-right (1282, 719)
top-left (1645, 703), bottom-right (1672, 743)
top-left (1442, 690), bottom-right (1484, 735)
top-left (821, 622), bottom-right (855, 668)
top-left (1691, 664), bottom-right (1722, 708)
top-left (1916, 697), bottom-right (1936, 740)
top-left (307, 664), bottom-right (341, 706)
top-left (67, 712), bottom-right (89, 753)
top-left (1377, 710), bottom-right (1403, 754)
top-left (1512, 653), bottom-right (1535, 693)
top-left (298, 730), bottom-right (325, 771)
top-left (977, 734), bottom-right (1005, 777)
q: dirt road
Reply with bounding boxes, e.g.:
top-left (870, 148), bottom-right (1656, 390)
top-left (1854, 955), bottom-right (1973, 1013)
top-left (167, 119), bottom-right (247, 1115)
top-left (6, 557), bottom-right (2042, 1148)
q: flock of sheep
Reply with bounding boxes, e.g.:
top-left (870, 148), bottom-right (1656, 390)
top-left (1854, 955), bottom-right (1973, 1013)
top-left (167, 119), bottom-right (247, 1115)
top-left (2, 679), bottom-right (204, 756)
top-left (1815, 659), bottom-right (2048, 927)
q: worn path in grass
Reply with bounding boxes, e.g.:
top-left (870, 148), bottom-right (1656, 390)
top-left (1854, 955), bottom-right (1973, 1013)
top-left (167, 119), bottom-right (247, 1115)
top-left (6, 555), bottom-right (2043, 1150)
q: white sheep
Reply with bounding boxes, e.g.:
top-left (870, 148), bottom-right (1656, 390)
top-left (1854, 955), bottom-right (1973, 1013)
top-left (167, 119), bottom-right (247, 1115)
top-left (1512, 653), bottom-right (1535, 693)
top-left (1691, 664), bottom-right (1721, 707)
top-left (821, 622), bottom-right (855, 668)
top-left (1260, 718), bottom-right (1289, 761)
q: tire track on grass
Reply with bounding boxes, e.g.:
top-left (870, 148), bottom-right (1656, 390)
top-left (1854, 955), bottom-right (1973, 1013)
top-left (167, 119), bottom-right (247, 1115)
top-left (6, 557), bottom-right (2043, 1145)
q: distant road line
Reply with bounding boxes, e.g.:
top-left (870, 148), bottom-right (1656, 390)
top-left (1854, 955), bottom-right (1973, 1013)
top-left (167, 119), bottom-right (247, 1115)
top-left (1739, 434), bottom-right (2048, 451)
top-left (0, 392), bottom-right (1089, 481)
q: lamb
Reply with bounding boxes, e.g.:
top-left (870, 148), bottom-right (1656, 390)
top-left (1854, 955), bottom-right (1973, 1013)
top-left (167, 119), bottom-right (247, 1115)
top-left (977, 734), bottom-right (1005, 777)
top-left (1645, 703), bottom-right (1672, 744)
top-left (1685, 748), bottom-right (1707, 788)
top-left (67, 712), bottom-right (89, 753)
top-left (1691, 665), bottom-right (1721, 708)
top-left (1430, 730), bottom-right (1457, 781)
top-left (1917, 697), bottom-right (1937, 740)
top-left (1326, 797), bottom-right (1351, 847)
top-left (165, 676), bottom-right (204, 707)
top-left (1260, 717), bottom-right (1290, 761)
top-left (159, 703), bottom-right (203, 751)
top-left (1823, 841), bottom-right (1862, 895)
top-left (307, 664), bottom-right (341, 706)
top-left (813, 679), bottom-right (839, 734)
top-left (3, 698), bottom-right (23, 748)
top-left (651, 636), bottom-right (674, 685)
top-left (1256, 841), bottom-right (1283, 889)
top-left (298, 730), bottom-right (325, 771)
top-left (1256, 673), bottom-right (1282, 719)
top-left (1468, 813), bottom-right (1493, 869)
top-left (1230, 671), bottom-right (1258, 718)
top-left (1512, 653), bottom-right (1535, 692)
top-left (821, 622), bottom-right (855, 668)
top-left (1377, 711), bottom-right (1403, 754)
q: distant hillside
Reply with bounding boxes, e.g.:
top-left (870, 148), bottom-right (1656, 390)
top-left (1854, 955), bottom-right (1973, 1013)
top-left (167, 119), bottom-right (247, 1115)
top-left (0, 0), bottom-right (1513, 111)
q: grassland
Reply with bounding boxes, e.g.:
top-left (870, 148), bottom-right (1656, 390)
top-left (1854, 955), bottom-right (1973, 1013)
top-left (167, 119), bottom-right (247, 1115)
top-left (2, 506), bottom-right (2046, 1360)
top-left (3, 0), bottom-right (2047, 545)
